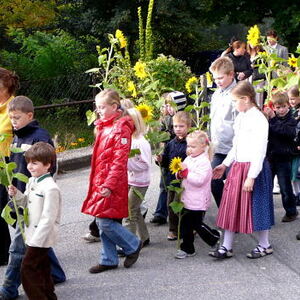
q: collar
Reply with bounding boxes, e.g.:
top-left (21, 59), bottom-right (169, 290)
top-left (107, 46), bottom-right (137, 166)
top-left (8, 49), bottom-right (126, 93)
top-left (94, 111), bottom-right (122, 128)
top-left (271, 43), bottom-right (278, 49)
top-left (36, 173), bottom-right (51, 183)
top-left (14, 120), bottom-right (39, 137)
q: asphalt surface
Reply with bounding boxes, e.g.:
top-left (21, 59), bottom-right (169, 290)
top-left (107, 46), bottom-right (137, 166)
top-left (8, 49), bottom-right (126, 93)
top-left (1, 163), bottom-right (300, 300)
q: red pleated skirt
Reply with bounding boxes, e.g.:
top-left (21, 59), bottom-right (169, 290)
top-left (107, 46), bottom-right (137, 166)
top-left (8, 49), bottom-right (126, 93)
top-left (216, 162), bottom-right (253, 234)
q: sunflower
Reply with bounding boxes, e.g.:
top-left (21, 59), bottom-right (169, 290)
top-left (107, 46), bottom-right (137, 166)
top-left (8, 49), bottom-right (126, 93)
top-left (288, 55), bottom-right (298, 68)
top-left (136, 103), bottom-right (153, 121)
top-left (128, 81), bottom-right (137, 98)
top-left (185, 77), bottom-right (198, 93)
top-left (77, 138), bottom-right (85, 143)
top-left (169, 157), bottom-right (183, 174)
top-left (206, 72), bottom-right (213, 87)
top-left (134, 61), bottom-right (147, 79)
top-left (115, 29), bottom-right (127, 48)
top-left (247, 25), bottom-right (260, 47)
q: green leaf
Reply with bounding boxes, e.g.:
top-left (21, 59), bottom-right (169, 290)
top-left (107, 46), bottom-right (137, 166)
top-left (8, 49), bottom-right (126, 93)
top-left (129, 149), bottom-right (141, 158)
top-left (169, 201), bottom-right (184, 214)
top-left (86, 110), bottom-right (97, 126)
top-left (13, 173), bottom-right (29, 183)
top-left (132, 187), bottom-right (144, 201)
top-left (199, 101), bottom-right (210, 109)
top-left (170, 179), bottom-right (182, 185)
top-left (7, 162), bottom-right (17, 172)
top-left (184, 105), bottom-right (195, 112)
top-left (0, 169), bottom-right (9, 186)
top-left (1, 204), bottom-right (16, 225)
top-left (10, 147), bottom-right (25, 153)
top-left (167, 185), bottom-right (183, 194)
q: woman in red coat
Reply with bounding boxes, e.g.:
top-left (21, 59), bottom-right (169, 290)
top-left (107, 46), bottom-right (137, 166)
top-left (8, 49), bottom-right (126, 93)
top-left (81, 89), bottom-right (141, 273)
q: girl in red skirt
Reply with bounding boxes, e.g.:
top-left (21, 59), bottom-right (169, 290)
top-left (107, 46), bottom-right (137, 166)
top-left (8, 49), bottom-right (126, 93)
top-left (210, 81), bottom-right (274, 259)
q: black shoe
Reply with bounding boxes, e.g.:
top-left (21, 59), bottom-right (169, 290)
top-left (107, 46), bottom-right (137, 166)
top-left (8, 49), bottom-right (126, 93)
top-left (150, 216), bottom-right (167, 225)
top-left (296, 231), bottom-right (300, 240)
top-left (117, 248), bottom-right (126, 257)
top-left (209, 246), bottom-right (233, 259)
top-left (124, 242), bottom-right (142, 268)
top-left (142, 238), bottom-right (150, 248)
top-left (89, 264), bottom-right (118, 274)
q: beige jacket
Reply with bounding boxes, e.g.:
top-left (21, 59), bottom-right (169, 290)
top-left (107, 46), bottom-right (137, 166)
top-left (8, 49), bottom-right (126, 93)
top-left (15, 173), bottom-right (61, 248)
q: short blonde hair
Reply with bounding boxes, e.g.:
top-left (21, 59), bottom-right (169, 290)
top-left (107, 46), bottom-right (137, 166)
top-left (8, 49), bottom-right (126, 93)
top-left (95, 88), bottom-right (121, 107)
top-left (288, 85), bottom-right (300, 98)
top-left (121, 98), bottom-right (134, 109)
top-left (173, 111), bottom-right (192, 128)
top-left (187, 130), bottom-right (212, 160)
top-left (209, 56), bottom-right (234, 75)
top-left (126, 108), bottom-right (146, 137)
top-left (272, 92), bottom-right (289, 106)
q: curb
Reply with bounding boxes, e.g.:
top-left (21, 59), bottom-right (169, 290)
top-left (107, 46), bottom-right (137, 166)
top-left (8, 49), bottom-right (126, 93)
top-left (57, 146), bottom-right (92, 172)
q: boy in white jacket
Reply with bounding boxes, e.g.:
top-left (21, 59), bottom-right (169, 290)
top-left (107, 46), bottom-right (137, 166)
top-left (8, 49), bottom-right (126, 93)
top-left (9, 142), bottom-right (61, 300)
top-left (175, 131), bottom-right (220, 259)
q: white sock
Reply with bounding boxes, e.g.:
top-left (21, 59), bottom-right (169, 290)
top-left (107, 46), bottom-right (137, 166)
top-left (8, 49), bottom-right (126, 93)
top-left (219, 230), bottom-right (235, 253)
top-left (256, 230), bottom-right (270, 249)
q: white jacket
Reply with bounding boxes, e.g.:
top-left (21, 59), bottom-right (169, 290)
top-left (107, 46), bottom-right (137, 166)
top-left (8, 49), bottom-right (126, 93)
top-left (15, 173), bottom-right (61, 248)
top-left (127, 135), bottom-right (152, 187)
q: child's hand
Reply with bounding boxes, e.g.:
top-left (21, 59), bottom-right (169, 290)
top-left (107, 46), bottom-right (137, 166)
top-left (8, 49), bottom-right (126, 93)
top-left (155, 155), bottom-right (162, 163)
top-left (263, 107), bottom-right (275, 119)
top-left (176, 168), bottom-right (188, 179)
top-left (243, 177), bottom-right (254, 192)
top-left (212, 164), bottom-right (226, 179)
top-left (237, 72), bottom-right (246, 81)
top-left (8, 185), bottom-right (17, 197)
top-left (100, 188), bottom-right (111, 197)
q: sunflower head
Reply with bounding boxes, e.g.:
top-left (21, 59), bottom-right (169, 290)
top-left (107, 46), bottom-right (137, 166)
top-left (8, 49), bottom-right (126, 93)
top-left (169, 157), bottom-right (183, 174)
top-left (136, 104), bottom-right (153, 122)
top-left (247, 25), bottom-right (260, 47)
top-left (115, 29), bottom-right (127, 48)
top-left (185, 77), bottom-right (198, 93)
top-left (128, 81), bottom-right (137, 98)
top-left (206, 72), bottom-right (213, 86)
top-left (134, 61), bottom-right (147, 79)
top-left (288, 55), bottom-right (298, 68)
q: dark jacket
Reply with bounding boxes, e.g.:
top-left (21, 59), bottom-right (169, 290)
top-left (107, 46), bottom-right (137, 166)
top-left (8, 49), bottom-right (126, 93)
top-left (10, 120), bottom-right (54, 192)
top-left (160, 136), bottom-right (187, 186)
top-left (227, 53), bottom-right (253, 80)
top-left (267, 110), bottom-right (297, 162)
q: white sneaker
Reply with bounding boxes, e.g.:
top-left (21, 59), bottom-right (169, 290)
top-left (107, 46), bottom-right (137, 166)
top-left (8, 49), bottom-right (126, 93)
top-left (82, 233), bottom-right (100, 243)
top-left (175, 249), bottom-right (196, 259)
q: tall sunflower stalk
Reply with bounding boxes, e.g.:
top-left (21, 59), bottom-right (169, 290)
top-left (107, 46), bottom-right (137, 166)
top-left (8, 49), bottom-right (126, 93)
top-left (0, 134), bottom-right (29, 242)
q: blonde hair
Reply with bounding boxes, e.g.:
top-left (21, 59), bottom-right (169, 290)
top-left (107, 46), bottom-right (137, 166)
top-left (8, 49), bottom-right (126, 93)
top-left (121, 98), bottom-right (134, 109)
top-left (187, 130), bottom-right (213, 160)
top-left (288, 85), bottom-right (300, 98)
top-left (172, 111), bottom-right (192, 128)
top-left (126, 108), bottom-right (146, 138)
top-left (209, 56), bottom-right (234, 75)
top-left (271, 92), bottom-right (289, 106)
top-left (95, 88), bottom-right (121, 108)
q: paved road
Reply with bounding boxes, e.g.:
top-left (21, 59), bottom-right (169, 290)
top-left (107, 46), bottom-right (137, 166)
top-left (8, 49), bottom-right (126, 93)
top-left (1, 164), bottom-right (300, 299)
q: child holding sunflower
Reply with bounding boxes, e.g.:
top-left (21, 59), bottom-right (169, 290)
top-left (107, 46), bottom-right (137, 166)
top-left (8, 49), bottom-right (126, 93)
top-left (156, 111), bottom-right (191, 240)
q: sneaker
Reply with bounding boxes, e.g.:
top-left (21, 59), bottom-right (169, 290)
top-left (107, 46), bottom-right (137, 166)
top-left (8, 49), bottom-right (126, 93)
top-left (124, 241), bottom-right (142, 268)
top-left (282, 211), bottom-right (298, 222)
top-left (150, 216), bottom-right (167, 225)
top-left (167, 232), bottom-right (178, 241)
top-left (82, 233), bottom-right (100, 243)
top-left (247, 245), bottom-right (273, 259)
top-left (209, 246), bottom-right (233, 259)
top-left (175, 249), bottom-right (196, 259)
top-left (89, 264), bottom-right (118, 274)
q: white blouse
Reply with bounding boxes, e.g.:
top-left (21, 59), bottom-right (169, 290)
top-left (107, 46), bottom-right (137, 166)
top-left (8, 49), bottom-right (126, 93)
top-left (223, 107), bottom-right (269, 178)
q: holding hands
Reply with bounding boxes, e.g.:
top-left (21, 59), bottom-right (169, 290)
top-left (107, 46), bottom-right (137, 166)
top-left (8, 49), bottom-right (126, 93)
top-left (212, 164), bottom-right (226, 179)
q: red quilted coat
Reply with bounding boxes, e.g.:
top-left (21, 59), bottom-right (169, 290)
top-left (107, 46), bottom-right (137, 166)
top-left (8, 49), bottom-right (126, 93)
top-left (81, 112), bottom-right (134, 219)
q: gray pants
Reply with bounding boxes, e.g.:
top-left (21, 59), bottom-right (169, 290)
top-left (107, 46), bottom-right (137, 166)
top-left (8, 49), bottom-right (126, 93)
top-left (124, 186), bottom-right (149, 243)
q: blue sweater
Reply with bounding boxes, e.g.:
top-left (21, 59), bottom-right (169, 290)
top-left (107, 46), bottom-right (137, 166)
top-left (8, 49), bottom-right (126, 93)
top-left (10, 120), bottom-right (55, 192)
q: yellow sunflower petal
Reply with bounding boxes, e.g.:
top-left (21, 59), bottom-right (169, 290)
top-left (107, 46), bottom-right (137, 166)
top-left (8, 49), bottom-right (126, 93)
top-left (134, 61), bottom-right (147, 79)
top-left (169, 157), bottom-right (183, 174)
top-left (136, 104), bottom-right (153, 121)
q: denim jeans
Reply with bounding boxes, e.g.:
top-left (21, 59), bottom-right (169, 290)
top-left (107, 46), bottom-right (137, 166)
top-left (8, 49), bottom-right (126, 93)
top-left (96, 218), bottom-right (140, 266)
top-left (270, 160), bottom-right (297, 216)
top-left (0, 225), bottom-right (66, 299)
top-left (153, 170), bottom-right (168, 219)
top-left (211, 153), bottom-right (228, 207)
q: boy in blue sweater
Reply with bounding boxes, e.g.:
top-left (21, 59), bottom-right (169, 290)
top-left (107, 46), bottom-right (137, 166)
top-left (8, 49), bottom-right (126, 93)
top-left (156, 111), bottom-right (191, 240)
top-left (0, 96), bottom-right (65, 300)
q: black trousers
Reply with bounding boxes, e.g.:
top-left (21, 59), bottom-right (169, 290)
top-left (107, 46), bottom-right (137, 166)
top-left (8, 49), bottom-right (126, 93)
top-left (0, 184), bottom-right (11, 265)
top-left (180, 208), bottom-right (220, 254)
top-left (21, 246), bottom-right (57, 300)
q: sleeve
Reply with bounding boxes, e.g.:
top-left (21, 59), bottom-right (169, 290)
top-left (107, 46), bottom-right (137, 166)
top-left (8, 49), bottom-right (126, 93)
top-left (243, 56), bottom-right (253, 79)
top-left (160, 141), bottom-right (170, 169)
top-left (269, 116), bottom-right (296, 139)
top-left (102, 124), bottom-right (132, 191)
top-left (28, 187), bottom-right (60, 247)
top-left (127, 139), bottom-right (152, 172)
top-left (185, 158), bottom-right (212, 187)
top-left (248, 115), bottom-right (268, 178)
